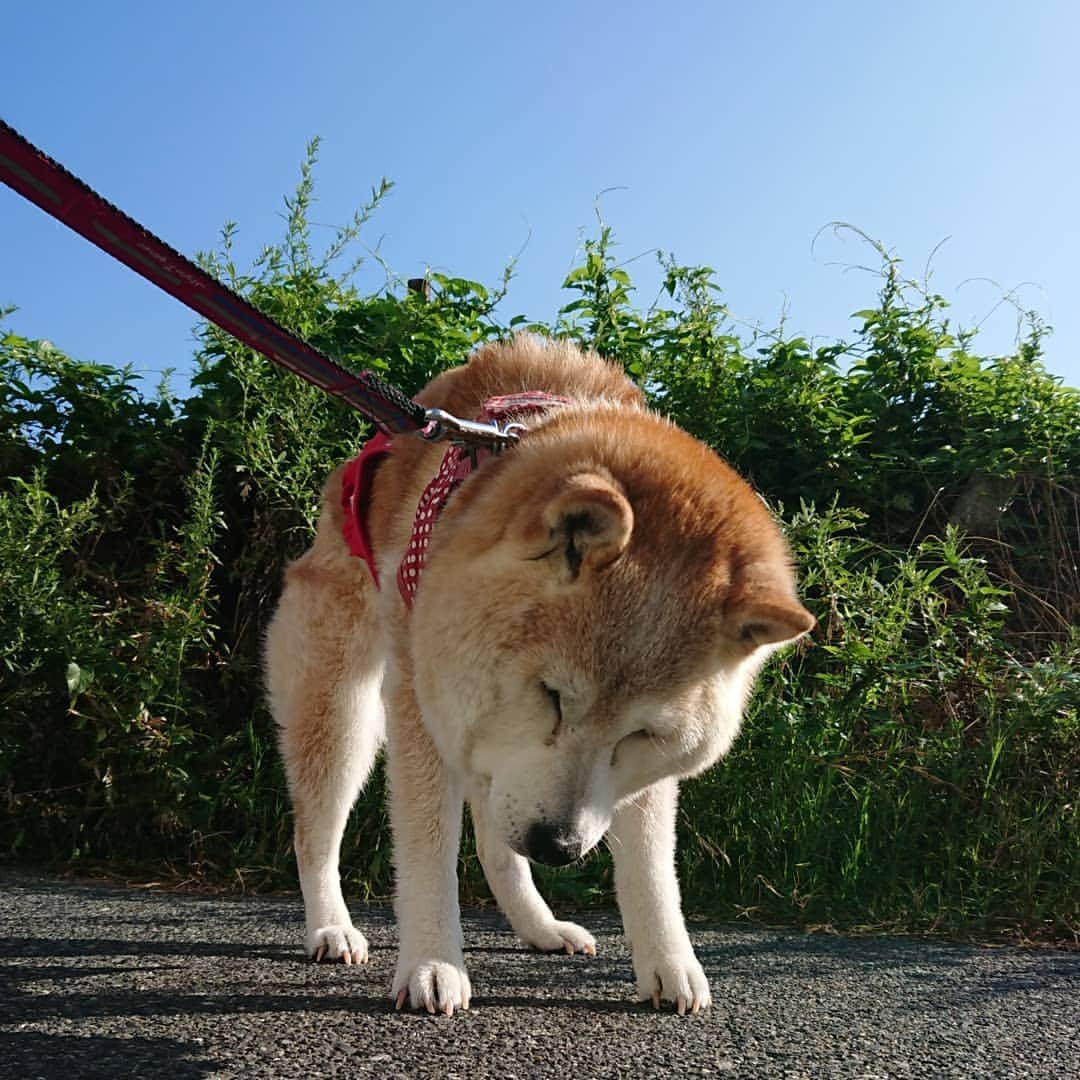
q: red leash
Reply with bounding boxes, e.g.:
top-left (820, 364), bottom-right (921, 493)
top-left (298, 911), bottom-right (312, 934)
top-left (0, 117), bottom-right (482, 441)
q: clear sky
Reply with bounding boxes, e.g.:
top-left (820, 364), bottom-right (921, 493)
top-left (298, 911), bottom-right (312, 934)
top-left (3, 1), bottom-right (1078, 392)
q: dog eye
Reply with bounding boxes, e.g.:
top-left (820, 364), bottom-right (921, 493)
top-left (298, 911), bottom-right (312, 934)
top-left (540, 682), bottom-right (563, 723)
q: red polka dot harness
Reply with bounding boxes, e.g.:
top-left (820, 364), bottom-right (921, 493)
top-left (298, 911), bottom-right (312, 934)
top-left (341, 393), bottom-right (567, 607)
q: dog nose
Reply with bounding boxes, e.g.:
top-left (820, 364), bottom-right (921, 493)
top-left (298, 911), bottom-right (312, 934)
top-left (525, 822), bottom-right (582, 866)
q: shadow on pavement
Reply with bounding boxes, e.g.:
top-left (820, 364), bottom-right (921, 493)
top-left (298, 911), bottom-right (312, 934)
top-left (0, 1032), bottom-right (219, 1079)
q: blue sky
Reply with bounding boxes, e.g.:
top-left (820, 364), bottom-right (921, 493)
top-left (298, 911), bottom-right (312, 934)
top-left (3, 1), bottom-right (1078, 391)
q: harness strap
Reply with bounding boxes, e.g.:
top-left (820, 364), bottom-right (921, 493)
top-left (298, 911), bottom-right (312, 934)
top-left (341, 433), bottom-right (393, 585)
top-left (343, 393), bottom-right (569, 606)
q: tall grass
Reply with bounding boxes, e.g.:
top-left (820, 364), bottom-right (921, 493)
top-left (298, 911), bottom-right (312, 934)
top-left (1, 145), bottom-right (1076, 938)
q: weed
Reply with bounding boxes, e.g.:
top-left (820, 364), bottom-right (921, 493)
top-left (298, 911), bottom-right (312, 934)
top-left (1, 146), bottom-right (1076, 937)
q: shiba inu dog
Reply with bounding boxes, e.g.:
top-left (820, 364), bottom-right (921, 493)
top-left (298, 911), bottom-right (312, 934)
top-left (265, 335), bottom-right (813, 1015)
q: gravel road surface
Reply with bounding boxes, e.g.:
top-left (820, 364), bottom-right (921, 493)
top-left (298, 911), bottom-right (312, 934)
top-left (1, 870), bottom-right (1076, 1078)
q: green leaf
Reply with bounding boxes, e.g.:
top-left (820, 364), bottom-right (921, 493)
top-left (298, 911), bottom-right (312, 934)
top-left (66, 661), bottom-right (93, 697)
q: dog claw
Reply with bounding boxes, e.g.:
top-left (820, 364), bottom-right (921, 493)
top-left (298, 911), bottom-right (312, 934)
top-left (343, 950), bottom-right (352, 966)
top-left (564, 942), bottom-right (574, 955)
top-left (583, 943), bottom-right (596, 957)
top-left (638, 952), bottom-right (711, 1014)
top-left (351, 949), bottom-right (366, 965)
top-left (314, 945), bottom-right (326, 963)
top-left (394, 960), bottom-right (470, 1015)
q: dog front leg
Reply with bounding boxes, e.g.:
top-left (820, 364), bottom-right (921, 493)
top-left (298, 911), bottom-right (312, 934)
top-left (386, 681), bottom-right (470, 1015)
top-left (471, 804), bottom-right (596, 956)
top-left (608, 776), bottom-right (711, 1014)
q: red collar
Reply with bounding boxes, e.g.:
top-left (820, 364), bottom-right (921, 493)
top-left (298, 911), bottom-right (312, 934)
top-left (342, 392), bottom-right (567, 607)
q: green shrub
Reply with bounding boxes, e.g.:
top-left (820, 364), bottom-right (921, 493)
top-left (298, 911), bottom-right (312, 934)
top-left (1, 146), bottom-right (1076, 937)
top-left (680, 506), bottom-right (1078, 937)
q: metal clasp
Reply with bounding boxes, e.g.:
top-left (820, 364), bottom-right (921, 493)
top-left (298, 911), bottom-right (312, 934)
top-left (419, 408), bottom-right (522, 451)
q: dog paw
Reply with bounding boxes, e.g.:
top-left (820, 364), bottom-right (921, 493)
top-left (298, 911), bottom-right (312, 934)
top-left (522, 919), bottom-right (597, 956)
top-left (635, 948), bottom-right (711, 1015)
top-left (306, 924), bottom-right (369, 965)
top-left (393, 958), bottom-right (472, 1016)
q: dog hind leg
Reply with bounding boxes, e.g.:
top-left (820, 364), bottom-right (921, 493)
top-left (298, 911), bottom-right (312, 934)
top-left (471, 804), bottom-right (596, 956)
top-left (266, 544), bottom-right (385, 965)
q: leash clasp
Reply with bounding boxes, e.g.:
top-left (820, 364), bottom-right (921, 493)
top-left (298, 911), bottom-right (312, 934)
top-left (420, 408), bottom-right (522, 451)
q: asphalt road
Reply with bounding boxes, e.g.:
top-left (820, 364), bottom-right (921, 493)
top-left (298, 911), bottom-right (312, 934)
top-left (0, 870), bottom-right (1076, 1079)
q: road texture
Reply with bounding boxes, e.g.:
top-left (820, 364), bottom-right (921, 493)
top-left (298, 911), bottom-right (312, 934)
top-left (0, 870), bottom-right (1077, 1079)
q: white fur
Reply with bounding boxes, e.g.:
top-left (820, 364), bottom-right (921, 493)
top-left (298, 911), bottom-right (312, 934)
top-left (264, 337), bottom-right (812, 1015)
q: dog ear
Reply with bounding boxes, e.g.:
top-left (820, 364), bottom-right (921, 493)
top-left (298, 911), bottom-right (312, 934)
top-left (533, 472), bottom-right (634, 579)
top-left (729, 595), bottom-right (815, 652)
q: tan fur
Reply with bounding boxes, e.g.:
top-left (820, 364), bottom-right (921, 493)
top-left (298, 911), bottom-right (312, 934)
top-left (265, 334), bottom-right (813, 1015)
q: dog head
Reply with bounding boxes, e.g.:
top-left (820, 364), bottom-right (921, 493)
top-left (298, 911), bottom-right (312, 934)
top-left (409, 405), bottom-right (813, 864)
